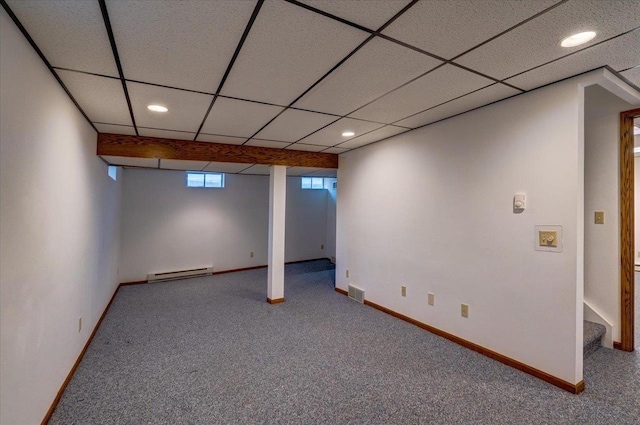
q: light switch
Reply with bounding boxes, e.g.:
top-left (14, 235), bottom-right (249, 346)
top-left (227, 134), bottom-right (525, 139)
top-left (594, 211), bottom-right (605, 224)
top-left (539, 231), bottom-right (558, 247)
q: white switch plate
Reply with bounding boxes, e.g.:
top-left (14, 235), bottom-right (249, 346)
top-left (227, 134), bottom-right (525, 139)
top-left (428, 292), bottom-right (435, 306)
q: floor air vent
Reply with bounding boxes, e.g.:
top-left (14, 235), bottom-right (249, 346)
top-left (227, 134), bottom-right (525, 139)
top-left (348, 285), bottom-right (364, 303)
top-left (147, 267), bottom-right (213, 282)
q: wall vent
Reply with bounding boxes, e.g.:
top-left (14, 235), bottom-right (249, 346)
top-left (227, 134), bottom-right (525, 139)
top-left (348, 284), bottom-right (364, 303)
top-left (147, 266), bottom-right (213, 282)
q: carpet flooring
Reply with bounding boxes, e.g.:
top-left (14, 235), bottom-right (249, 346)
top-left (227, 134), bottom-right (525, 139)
top-left (50, 261), bottom-right (640, 424)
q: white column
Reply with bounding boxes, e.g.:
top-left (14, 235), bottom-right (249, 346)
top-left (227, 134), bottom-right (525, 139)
top-left (267, 165), bottom-right (286, 303)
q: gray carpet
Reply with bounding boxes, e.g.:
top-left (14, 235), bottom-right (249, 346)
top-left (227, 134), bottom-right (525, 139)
top-left (50, 261), bottom-right (640, 424)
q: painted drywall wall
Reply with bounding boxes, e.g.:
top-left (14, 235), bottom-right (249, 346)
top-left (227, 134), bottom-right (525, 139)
top-left (325, 178), bottom-right (338, 262)
top-left (0, 9), bottom-right (122, 424)
top-left (119, 170), bottom-right (330, 282)
top-left (583, 85), bottom-right (633, 346)
top-left (635, 136), bottom-right (640, 267)
top-left (336, 72), bottom-right (630, 385)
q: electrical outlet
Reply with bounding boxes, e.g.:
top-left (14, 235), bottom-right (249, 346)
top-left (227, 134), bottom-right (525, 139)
top-left (346, 269), bottom-right (349, 278)
top-left (461, 304), bottom-right (469, 318)
top-left (250, 251), bottom-right (254, 258)
top-left (78, 317), bottom-right (82, 332)
top-left (401, 286), bottom-right (406, 297)
top-left (321, 244), bottom-right (324, 250)
top-left (428, 292), bottom-right (435, 306)
top-left (594, 211), bottom-right (605, 224)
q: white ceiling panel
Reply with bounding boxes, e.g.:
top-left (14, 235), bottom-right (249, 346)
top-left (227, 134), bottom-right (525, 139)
top-left (395, 84), bottom-right (520, 128)
top-left (349, 64), bottom-right (493, 124)
top-left (159, 159), bottom-right (209, 171)
top-left (337, 126), bottom-right (407, 149)
top-left (203, 162), bottom-right (253, 173)
top-left (299, 0), bottom-right (412, 30)
top-left (456, 0), bottom-right (640, 80)
top-left (285, 143), bottom-right (326, 152)
top-left (287, 167), bottom-right (325, 176)
top-left (101, 156), bottom-right (158, 168)
top-left (57, 70), bottom-right (132, 126)
top-left (240, 164), bottom-right (272, 175)
top-left (382, 0), bottom-right (556, 60)
top-left (220, 0), bottom-right (369, 105)
top-left (299, 118), bottom-right (383, 146)
top-left (7, 0), bottom-right (118, 76)
top-left (138, 128), bottom-right (195, 140)
top-left (245, 139), bottom-right (291, 149)
top-left (127, 82), bottom-right (213, 132)
top-left (107, 0), bottom-right (256, 92)
top-left (505, 31), bottom-right (640, 91)
top-left (323, 147), bottom-right (351, 154)
top-left (94, 123), bottom-right (136, 135)
top-left (622, 66), bottom-right (640, 87)
top-left (196, 134), bottom-right (247, 145)
top-left (293, 37), bottom-right (441, 115)
top-left (201, 97), bottom-right (283, 138)
top-left (255, 109), bottom-right (338, 142)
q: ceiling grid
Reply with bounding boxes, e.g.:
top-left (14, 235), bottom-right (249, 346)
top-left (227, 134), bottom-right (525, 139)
top-left (2, 0), bottom-right (639, 173)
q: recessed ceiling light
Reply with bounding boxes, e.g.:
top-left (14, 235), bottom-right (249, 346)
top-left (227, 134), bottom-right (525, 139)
top-left (147, 104), bottom-right (168, 113)
top-left (560, 31), bottom-right (596, 47)
top-left (341, 131), bottom-right (355, 137)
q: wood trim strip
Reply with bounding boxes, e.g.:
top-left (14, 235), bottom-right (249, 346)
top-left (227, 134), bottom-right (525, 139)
top-left (613, 341), bottom-right (623, 350)
top-left (620, 108), bottom-right (640, 352)
top-left (41, 285), bottom-right (121, 425)
top-left (119, 280), bottom-right (148, 286)
top-left (97, 134), bottom-right (338, 168)
top-left (335, 287), bottom-right (348, 296)
top-left (334, 288), bottom-right (584, 394)
top-left (267, 297), bottom-right (285, 304)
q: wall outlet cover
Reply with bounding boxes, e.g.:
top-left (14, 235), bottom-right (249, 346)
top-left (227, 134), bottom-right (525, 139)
top-left (534, 225), bottom-right (563, 253)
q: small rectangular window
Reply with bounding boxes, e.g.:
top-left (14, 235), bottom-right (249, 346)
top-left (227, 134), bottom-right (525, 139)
top-left (301, 176), bottom-right (325, 190)
top-left (108, 165), bottom-right (117, 181)
top-left (186, 172), bottom-right (224, 188)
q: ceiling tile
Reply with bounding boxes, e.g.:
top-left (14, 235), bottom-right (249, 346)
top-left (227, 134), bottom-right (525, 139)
top-left (201, 97), bottom-right (283, 138)
top-left (127, 82), bottom-right (213, 132)
top-left (220, 0), bottom-right (369, 105)
top-left (240, 164), bottom-right (272, 175)
top-left (285, 144), bottom-right (326, 152)
top-left (323, 147), bottom-right (351, 154)
top-left (456, 0), bottom-right (640, 80)
top-left (138, 128), bottom-right (195, 140)
top-left (293, 37), bottom-right (441, 115)
top-left (298, 0), bottom-right (413, 30)
top-left (57, 70), bottom-right (131, 126)
top-left (349, 64), bottom-right (493, 123)
top-left (245, 139), bottom-right (291, 149)
top-left (94, 123), bottom-right (136, 135)
top-left (622, 66), bottom-right (640, 87)
top-left (255, 109), bottom-right (338, 142)
top-left (287, 167), bottom-right (325, 176)
top-left (382, 0), bottom-right (556, 60)
top-left (299, 118), bottom-right (383, 147)
top-left (159, 159), bottom-right (209, 171)
top-left (196, 134), bottom-right (247, 145)
top-left (395, 84), bottom-right (520, 128)
top-left (7, 0), bottom-right (118, 76)
top-left (102, 156), bottom-right (158, 168)
top-left (337, 126), bottom-right (408, 149)
top-left (107, 0), bottom-right (257, 92)
top-left (505, 31), bottom-right (640, 90)
top-left (202, 162), bottom-right (253, 173)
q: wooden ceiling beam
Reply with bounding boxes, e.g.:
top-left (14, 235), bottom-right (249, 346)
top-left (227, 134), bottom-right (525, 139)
top-left (97, 134), bottom-right (338, 168)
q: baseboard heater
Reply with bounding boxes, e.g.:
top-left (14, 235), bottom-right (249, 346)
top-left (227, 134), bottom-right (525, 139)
top-left (348, 284), bottom-right (365, 303)
top-left (147, 266), bottom-right (213, 282)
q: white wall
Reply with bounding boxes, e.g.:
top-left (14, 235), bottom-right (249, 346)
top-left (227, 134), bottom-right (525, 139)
top-left (635, 136), bottom-right (640, 266)
top-left (336, 71), bottom-right (637, 386)
top-left (119, 169), bottom-right (331, 282)
top-left (325, 178), bottom-right (338, 262)
top-left (0, 9), bottom-right (122, 425)
top-left (583, 85), bottom-right (633, 346)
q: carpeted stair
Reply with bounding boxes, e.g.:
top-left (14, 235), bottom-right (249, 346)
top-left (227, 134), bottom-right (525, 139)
top-left (583, 320), bottom-right (606, 357)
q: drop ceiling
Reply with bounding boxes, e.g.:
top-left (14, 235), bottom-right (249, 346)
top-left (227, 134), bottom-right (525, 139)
top-left (3, 0), bottom-right (639, 175)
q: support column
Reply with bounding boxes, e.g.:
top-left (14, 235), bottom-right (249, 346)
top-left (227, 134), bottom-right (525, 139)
top-left (267, 165), bottom-right (286, 304)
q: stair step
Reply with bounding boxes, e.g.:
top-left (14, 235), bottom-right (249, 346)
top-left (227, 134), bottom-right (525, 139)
top-left (584, 320), bottom-right (606, 357)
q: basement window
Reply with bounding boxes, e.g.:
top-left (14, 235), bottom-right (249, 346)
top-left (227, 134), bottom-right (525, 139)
top-left (108, 166), bottom-right (117, 181)
top-left (301, 177), bottom-right (325, 189)
top-left (186, 172), bottom-right (224, 188)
